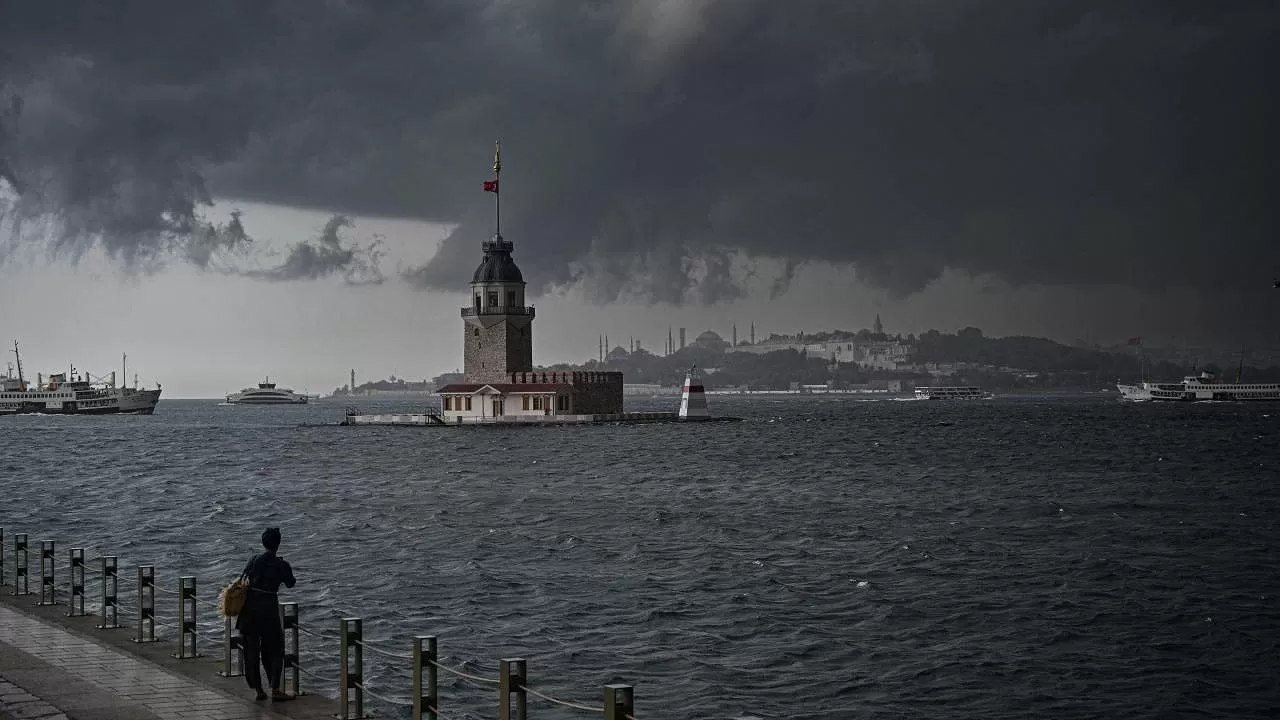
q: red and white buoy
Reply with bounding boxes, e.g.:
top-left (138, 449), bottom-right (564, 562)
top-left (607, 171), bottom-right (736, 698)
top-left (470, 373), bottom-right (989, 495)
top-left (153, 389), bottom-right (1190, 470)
top-left (678, 365), bottom-right (709, 420)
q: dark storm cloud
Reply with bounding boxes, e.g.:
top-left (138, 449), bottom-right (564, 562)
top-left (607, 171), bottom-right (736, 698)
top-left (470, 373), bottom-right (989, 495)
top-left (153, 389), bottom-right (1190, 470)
top-left (2, 0), bottom-right (1278, 303)
top-left (244, 215), bottom-right (385, 285)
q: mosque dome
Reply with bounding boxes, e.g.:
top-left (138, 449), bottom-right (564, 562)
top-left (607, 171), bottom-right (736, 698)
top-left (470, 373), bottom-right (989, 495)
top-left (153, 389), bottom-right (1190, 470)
top-left (694, 330), bottom-right (728, 349)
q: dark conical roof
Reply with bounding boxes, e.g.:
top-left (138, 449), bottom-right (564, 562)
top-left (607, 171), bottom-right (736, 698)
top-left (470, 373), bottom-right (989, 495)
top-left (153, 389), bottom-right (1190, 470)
top-left (471, 234), bottom-right (524, 284)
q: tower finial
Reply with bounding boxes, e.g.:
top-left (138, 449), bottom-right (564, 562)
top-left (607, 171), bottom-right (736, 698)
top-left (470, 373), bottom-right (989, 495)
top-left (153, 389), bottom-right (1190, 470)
top-left (483, 140), bottom-right (502, 238)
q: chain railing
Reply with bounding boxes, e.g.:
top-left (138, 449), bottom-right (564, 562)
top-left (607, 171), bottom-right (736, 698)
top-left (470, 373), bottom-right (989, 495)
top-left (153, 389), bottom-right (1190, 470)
top-left (0, 526), bottom-right (641, 719)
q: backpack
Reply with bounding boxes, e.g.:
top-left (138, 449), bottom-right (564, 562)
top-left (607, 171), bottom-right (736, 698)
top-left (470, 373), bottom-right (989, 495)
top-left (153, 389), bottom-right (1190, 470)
top-left (219, 575), bottom-right (249, 617)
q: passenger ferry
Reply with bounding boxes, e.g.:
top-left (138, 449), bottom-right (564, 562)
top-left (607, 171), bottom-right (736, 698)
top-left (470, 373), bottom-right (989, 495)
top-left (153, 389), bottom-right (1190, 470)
top-left (1118, 372), bottom-right (1280, 402)
top-left (1, 342), bottom-right (162, 415)
top-left (226, 378), bottom-right (309, 404)
top-left (914, 386), bottom-right (989, 400)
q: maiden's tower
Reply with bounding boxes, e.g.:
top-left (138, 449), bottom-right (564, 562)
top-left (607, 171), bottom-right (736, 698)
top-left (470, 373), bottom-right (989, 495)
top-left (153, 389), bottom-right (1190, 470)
top-left (436, 143), bottom-right (623, 421)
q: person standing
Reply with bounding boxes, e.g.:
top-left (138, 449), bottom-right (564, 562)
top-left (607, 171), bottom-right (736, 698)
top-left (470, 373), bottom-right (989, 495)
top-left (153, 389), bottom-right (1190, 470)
top-left (237, 527), bottom-right (297, 701)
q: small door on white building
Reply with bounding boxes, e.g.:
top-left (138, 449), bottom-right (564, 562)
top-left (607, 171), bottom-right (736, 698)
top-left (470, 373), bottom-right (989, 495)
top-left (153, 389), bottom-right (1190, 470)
top-left (492, 399), bottom-right (502, 416)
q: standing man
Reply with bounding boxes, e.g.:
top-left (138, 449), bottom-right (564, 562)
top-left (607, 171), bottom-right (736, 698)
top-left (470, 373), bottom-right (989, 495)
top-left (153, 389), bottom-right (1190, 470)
top-left (237, 527), bottom-right (297, 701)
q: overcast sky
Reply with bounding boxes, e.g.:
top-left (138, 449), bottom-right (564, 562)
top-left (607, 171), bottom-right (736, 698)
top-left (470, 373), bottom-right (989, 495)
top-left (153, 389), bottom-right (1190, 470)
top-left (2, 1), bottom-right (1278, 396)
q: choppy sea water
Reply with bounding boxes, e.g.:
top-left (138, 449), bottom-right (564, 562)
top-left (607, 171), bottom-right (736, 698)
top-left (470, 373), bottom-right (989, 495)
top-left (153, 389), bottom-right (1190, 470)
top-left (1, 394), bottom-right (1278, 719)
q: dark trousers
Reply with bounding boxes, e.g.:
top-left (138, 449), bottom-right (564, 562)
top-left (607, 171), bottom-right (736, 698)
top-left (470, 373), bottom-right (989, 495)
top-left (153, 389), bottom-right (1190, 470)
top-left (238, 599), bottom-right (285, 691)
top-left (241, 626), bottom-right (284, 690)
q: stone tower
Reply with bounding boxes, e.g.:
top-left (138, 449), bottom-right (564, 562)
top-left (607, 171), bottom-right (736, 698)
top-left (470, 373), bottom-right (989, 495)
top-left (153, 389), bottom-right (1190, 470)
top-left (462, 233), bottom-right (534, 383)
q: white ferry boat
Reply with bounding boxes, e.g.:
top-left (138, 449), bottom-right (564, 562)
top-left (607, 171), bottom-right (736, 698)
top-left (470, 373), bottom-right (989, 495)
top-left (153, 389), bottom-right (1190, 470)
top-left (1118, 372), bottom-right (1280, 402)
top-left (914, 386), bottom-right (989, 400)
top-left (226, 378), bottom-right (308, 405)
top-left (1, 343), bottom-right (161, 415)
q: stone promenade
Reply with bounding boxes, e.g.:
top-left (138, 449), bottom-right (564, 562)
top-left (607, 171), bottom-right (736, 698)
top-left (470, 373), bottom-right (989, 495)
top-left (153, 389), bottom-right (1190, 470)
top-left (0, 584), bottom-right (332, 720)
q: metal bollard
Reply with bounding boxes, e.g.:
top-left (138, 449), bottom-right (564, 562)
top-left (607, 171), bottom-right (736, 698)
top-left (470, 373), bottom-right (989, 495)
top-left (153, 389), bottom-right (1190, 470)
top-left (37, 540), bottom-right (56, 605)
top-left (66, 548), bottom-right (86, 616)
top-left (173, 577), bottom-right (199, 658)
top-left (133, 565), bottom-right (156, 643)
top-left (11, 533), bottom-right (29, 596)
top-left (279, 602), bottom-right (300, 696)
top-left (499, 658), bottom-right (527, 720)
top-left (603, 684), bottom-right (635, 720)
top-left (219, 617), bottom-right (244, 677)
top-left (97, 556), bottom-right (121, 628)
top-left (412, 635), bottom-right (438, 720)
top-left (339, 617), bottom-right (364, 720)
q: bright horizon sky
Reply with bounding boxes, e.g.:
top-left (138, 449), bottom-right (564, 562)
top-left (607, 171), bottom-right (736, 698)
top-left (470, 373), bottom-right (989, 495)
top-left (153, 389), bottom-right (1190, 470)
top-left (0, 199), bottom-right (1252, 398)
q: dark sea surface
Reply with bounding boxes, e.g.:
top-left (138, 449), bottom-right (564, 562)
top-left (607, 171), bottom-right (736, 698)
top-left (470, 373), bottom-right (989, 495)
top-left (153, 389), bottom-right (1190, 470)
top-left (2, 394), bottom-right (1279, 719)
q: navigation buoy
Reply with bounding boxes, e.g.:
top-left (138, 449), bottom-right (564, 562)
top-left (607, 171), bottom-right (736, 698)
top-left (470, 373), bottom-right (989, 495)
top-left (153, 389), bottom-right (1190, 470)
top-left (678, 365), bottom-right (710, 420)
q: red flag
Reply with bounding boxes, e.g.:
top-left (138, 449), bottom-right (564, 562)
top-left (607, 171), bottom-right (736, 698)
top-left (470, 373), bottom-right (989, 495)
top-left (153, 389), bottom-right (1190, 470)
top-left (483, 180), bottom-right (499, 193)
top-left (1126, 337), bottom-right (1142, 346)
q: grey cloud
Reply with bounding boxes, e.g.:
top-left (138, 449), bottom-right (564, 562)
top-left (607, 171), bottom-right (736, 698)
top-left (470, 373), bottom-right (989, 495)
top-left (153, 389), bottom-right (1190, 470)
top-left (244, 215), bottom-right (385, 285)
top-left (182, 210), bottom-right (253, 271)
top-left (0, 0), bottom-right (1277, 316)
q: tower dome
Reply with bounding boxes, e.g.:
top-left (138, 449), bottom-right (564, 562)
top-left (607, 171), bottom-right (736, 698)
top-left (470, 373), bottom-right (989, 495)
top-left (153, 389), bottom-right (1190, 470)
top-left (471, 234), bottom-right (524, 284)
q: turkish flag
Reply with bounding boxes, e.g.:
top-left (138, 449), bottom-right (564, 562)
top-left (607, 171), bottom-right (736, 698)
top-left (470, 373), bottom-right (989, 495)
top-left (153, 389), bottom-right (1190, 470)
top-left (483, 180), bottom-right (499, 193)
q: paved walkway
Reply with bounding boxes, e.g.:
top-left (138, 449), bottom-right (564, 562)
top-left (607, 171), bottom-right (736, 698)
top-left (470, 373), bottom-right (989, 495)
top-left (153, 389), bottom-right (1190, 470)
top-left (0, 605), bottom-right (297, 720)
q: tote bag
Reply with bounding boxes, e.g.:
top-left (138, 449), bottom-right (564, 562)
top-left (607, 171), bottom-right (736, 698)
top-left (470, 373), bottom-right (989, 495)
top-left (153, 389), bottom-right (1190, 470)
top-left (219, 575), bottom-right (249, 617)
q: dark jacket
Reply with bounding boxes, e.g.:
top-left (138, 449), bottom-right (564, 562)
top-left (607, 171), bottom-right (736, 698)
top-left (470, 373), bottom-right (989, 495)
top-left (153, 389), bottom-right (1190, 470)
top-left (235, 551), bottom-right (296, 632)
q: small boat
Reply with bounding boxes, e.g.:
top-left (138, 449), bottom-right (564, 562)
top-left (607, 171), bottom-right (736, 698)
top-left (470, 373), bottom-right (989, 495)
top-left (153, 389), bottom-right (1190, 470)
top-left (226, 378), bottom-right (309, 405)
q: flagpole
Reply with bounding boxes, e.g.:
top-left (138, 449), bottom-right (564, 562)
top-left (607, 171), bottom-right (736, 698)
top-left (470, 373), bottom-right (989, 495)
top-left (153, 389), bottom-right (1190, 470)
top-left (493, 139), bottom-right (502, 237)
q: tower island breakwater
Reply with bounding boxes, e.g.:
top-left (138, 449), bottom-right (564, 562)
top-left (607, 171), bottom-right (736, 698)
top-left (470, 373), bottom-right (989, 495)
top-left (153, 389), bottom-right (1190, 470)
top-left (343, 143), bottom-right (736, 428)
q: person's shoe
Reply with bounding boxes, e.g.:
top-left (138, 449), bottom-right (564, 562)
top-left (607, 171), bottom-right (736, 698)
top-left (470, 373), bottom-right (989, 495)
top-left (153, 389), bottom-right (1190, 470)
top-left (253, 690), bottom-right (268, 701)
top-left (271, 690), bottom-right (295, 702)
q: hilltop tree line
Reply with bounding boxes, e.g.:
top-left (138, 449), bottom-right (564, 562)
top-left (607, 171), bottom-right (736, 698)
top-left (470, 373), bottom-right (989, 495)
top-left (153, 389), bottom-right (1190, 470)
top-left (538, 327), bottom-right (1280, 390)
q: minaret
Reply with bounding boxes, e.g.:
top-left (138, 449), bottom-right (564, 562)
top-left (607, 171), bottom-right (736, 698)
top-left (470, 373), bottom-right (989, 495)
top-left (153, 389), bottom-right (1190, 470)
top-left (732, 323), bottom-right (737, 347)
top-left (462, 141), bottom-right (534, 383)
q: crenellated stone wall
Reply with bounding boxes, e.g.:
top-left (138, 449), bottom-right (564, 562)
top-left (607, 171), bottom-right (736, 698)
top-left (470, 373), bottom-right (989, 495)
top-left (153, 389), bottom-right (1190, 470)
top-left (570, 371), bottom-right (624, 414)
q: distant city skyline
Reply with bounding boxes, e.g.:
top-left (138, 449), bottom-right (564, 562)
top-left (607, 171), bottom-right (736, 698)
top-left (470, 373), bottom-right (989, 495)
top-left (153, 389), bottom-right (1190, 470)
top-left (2, 194), bottom-right (1273, 397)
